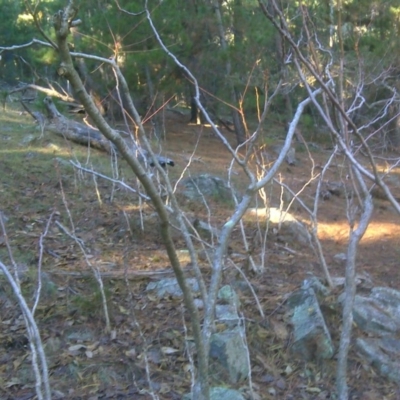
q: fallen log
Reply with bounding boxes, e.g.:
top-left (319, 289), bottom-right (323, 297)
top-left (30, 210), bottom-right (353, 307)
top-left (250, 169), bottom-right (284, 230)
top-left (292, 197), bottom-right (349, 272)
top-left (22, 96), bottom-right (115, 153)
top-left (23, 97), bottom-right (174, 167)
top-left (44, 96), bottom-right (115, 153)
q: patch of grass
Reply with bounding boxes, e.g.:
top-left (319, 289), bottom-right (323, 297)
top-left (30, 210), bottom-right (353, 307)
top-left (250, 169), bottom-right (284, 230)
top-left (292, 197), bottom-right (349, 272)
top-left (0, 265), bottom-right (58, 302)
top-left (259, 131), bottom-right (285, 147)
top-left (300, 123), bottom-right (333, 145)
top-left (210, 190), bottom-right (236, 208)
top-left (71, 278), bottom-right (112, 318)
top-left (300, 114), bottom-right (315, 132)
top-left (0, 102), bottom-right (138, 218)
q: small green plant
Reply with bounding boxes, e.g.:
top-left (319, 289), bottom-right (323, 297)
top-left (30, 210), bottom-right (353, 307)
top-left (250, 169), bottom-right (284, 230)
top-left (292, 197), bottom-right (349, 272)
top-left (72, 279), bottom-right (111, 318)
top-left (300, 113), bottom-right (314, 131)
top-left (210, 189), bottom-right (235, 208)
top-left (1, 90), bottom-right (8, 111)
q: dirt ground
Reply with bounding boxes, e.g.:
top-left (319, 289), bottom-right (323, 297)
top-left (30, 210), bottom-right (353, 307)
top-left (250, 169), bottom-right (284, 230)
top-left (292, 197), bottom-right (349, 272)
top-left (161, 115), bottom-right (400, 287)
top-left (1, 105), bottom-right (400, 399)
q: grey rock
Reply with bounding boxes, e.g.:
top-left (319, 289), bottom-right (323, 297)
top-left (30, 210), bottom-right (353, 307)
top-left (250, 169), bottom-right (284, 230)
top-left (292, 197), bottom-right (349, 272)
top-left (269, 144), bottom-right (297, 165)
top-left (218, 285), bottom-right (240, 307)
top-left (331, 273), bottom-right (373, 289)
top-left (183, 386), bottom-right (245, 400)
top-left (371, 287), bottom-right (400, 320)
top-left (197, 248), bottom-right (215, 262)
top-left (246, 207), bottom-right (311, 246)
top-left (349, 286), bottom-right (400, 383)
top-left (333, 253), bottom-right (347, 263)
top-left (192, 218), bottom-right (220, 241)
top-left (146, 277), bottom-right (200, 299)
top-left (193, 298), bottom-right (204, 309)
top-left (52, 390), bottom-right (67, 399)
top-left (286, 147), bottom-right (297, 165)
top-left (66, 327), bottom-right (95, 342)
top-left (209, 387), bottom-right (245, 400)
top-left (288, 287), bottom-right (334, 361)
top-left (326, 181), bottom-right (344, 196)
top-left (302, 276), bottom-right (330, 297)
top-left (178, 174), bottom-right (233, 202)
top-left (230, 279), bottom-right (253, 295)
top-left (215, 305), bottom-right (240, 328)
top-left (379, 336), bottom-right (400, 356)
top-left (215, 286), bottom-right (241, 328)
top-left (268, 208), bottom-right (311, 245)
top-left (210, 327), bottom-right (249, 383)
top-left (320, 189), bottom-right (332, 200)
top-left (356, 337), bottom-right (400, 384)
top-left (320, 181), bottom-right (351, 200)
top-left (353, 295), bottom-right (400, 335)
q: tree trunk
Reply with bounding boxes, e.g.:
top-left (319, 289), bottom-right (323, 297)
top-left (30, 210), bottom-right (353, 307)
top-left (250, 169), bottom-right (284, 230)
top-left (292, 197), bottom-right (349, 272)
top-left (270, 0), bottom-right (293, 123)
top-left (231, 88), bottom-right (246, 144)
top-left (145, 64), bottom-right (164, 139)
top-left (75, 58), bottom-right (106, 115)
top-left (388, 104), bottom-right (400, 149)
top-left (212, 0), bottom-right (246, 145)
top-left (336, 173), bottom-right (373, 399)
top-left (25, 96), bottom-right (115, 153)
top-left (190, 96), bottom-right (202, 124)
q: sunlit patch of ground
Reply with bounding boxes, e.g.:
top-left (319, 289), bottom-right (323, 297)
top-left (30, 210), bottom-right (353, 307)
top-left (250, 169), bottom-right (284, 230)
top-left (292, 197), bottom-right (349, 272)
top-left (318, 220), bottom-right (400, 243)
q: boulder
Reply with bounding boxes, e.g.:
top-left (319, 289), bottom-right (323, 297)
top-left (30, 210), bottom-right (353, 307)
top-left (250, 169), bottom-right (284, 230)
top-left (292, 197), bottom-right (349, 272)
top-left (352, 295), bottom-right (400, 335)
top-left (215, 305), bottom-right (240, 328)
top-left (356, 337), bottom-right (400, 384)
top-left (210, 327), bottom-right (249, 383)
top-left (178, 174), bottom-right (233, 202)
top-left (370, 287), bottom-right (400, 321)
top-left (288, 287), bottom-right (334, 361)
top-left (183, 386), bottom-right (245, 400)
top-left (246, 207), bottom-right (311, 246)
top-left (192, 218), bottom-right (220, 241)
top-left (145, 277), bottom-right (200, 299)
top-left (348, 286), bottom-right (400, 383)
top-left (218, 285), bottom-right (240, 308)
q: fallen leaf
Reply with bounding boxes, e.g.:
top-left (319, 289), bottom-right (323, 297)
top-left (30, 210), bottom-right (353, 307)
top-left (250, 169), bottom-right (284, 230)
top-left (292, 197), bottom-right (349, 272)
top-left (161, 346), bottom-right (179, 355)
top-left (68, 344), bottom-right (86, 352)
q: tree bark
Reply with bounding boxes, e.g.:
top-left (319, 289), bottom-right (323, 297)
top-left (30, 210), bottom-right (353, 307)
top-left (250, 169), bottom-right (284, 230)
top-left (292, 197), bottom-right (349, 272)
top-left (52, 3), bottom-right (204, 398)
top-left (388, 104), bottom-right (400, 149)
top-left (144, 64), bottom-right (164, 139)
top-left (336, 173), bottom-right (373, 399)
top-left (212, 0), bottom-right (246, 145)
top-left (26, 96), bottom-right (115, 153)
top-left (75, 57), bottom-right (106, 115)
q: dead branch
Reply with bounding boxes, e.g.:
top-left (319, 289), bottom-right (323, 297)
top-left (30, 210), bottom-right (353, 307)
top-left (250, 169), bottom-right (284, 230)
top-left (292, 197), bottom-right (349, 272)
top-left (26, 96), bottom-right (175, 167)
top-left (10, 83), bottom-right (75, 103)
top-left (26, 96), bottom-right (116, 153)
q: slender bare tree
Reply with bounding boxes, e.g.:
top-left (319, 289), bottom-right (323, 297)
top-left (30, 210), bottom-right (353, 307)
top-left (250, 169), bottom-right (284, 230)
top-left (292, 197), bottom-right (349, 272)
top-left (258, 1), bottom-right (400, 398)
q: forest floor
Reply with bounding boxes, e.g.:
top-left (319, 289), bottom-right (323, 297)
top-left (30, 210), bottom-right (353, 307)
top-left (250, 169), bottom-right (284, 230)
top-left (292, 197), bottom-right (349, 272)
top-left (1, 101), bottom-right (400, 400)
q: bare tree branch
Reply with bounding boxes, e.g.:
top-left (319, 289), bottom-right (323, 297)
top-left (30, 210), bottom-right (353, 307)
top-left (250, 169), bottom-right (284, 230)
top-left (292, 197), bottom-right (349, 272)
top-left (336, 171), bottom-right (373, 399)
